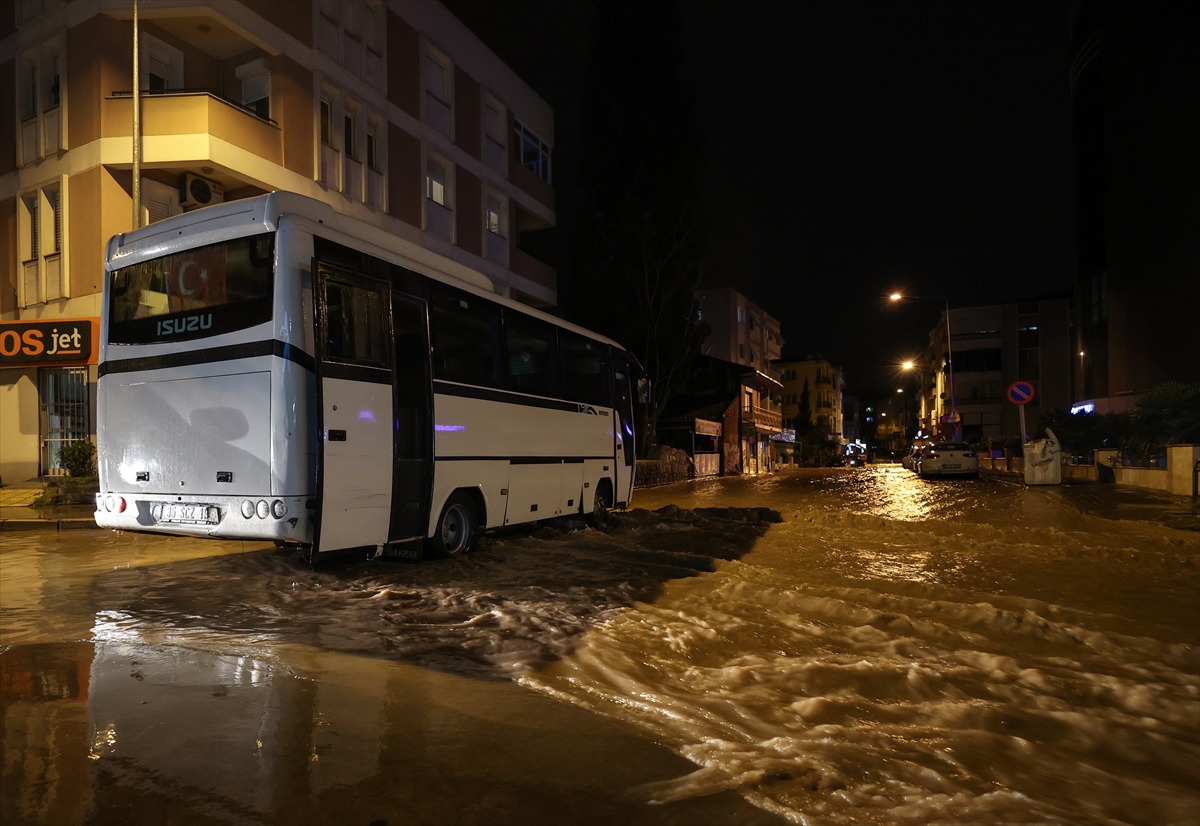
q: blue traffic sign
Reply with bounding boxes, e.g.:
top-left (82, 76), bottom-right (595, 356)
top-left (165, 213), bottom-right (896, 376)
top-left (1007, 381), bottom-right (1035, 405)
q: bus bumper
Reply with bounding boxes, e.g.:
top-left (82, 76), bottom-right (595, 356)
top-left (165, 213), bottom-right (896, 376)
top-left (93, 493), bottom-right (311, 544)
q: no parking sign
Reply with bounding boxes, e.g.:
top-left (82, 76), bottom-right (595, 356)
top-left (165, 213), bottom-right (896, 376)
top-left (1008, 381), bottom-right (1035, 442)
top-left (1007, 381), bottom-right (1035, 405)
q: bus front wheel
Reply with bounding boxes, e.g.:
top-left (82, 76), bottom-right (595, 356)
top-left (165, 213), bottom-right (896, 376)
top-left (430, 493), bottom-right (478, 557)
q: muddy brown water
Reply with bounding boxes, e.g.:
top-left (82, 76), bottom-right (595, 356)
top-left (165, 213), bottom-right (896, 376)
top-left (2, 466), bottom-right (1198, 825)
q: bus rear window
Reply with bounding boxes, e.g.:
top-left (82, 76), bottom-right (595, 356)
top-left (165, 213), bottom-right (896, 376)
top-left (108, 234), bottom-right (275, 344)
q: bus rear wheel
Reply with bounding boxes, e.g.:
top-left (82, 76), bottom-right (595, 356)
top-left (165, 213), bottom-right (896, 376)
top-left (429, 492), bottom-right (478, 557)
top-left (589, 484), bottom-right (612, 531)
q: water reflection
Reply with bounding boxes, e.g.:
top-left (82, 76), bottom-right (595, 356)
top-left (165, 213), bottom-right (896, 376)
top-left (2, 634), bottom-right (778, 826)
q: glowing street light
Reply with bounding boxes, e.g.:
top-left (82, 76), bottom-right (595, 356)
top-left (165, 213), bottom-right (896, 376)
top-left (890, 292), bottom-right (958, 439)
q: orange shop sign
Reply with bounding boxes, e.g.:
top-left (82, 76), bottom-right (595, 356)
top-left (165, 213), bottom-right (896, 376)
top-left (0, 318), bottom-right (99, 367)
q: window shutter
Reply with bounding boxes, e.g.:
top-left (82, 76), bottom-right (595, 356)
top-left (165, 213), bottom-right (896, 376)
top-left (149, 55), bottom-right (170, 85)
top-left (242, 73), bottom-right (269, 106)
top-left (146, 197), bottom-right (170, 225)
top-left (51, 190), bottom-right (61, 253)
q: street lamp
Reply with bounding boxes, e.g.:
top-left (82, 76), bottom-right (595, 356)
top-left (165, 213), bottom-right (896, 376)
top-left (890, 293), bottom-right (958, 440)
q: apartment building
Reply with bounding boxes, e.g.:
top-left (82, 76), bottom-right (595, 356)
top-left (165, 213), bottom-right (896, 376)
top-left (0, 0), bottom-right (557, 483)
top-left (774, 357), bottom-right (844, 440)
top-left (695, 287), bottom-right (783, 374)
top-left (916, 296), bottom-right (1071, 441)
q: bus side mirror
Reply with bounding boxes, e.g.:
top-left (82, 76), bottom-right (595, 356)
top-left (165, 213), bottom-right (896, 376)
top-left (637, 377), bottom-right (651, 405)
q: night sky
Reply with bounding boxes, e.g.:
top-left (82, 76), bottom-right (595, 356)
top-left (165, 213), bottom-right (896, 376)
top-left (442, 0), bottom-right (1075, 395)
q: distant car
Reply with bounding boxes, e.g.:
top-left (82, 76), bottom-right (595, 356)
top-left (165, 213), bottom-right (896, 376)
top-left (916, 442), bottom-right (980, 478)
top-left (846, 453), bottom-right (866, 467)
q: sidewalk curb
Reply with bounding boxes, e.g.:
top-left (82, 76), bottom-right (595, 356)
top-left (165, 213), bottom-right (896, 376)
top-left (1, 518), bottom-right (101, 532)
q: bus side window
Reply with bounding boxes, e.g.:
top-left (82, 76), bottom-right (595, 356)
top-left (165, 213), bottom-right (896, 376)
top-left (504, 311), bottom-right (559, 398)
top-left (429, 287), bottom-right (503, 388)
top-left (325, 280), bottom-right (387, 366)
top-left (560, 331), bottom-right (610, 407)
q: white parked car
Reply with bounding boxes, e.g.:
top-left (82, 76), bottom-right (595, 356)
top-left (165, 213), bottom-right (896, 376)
top-left (902, 445), bottom-right (924, 472)
top-left (916, 442), bottom-right (980, 478)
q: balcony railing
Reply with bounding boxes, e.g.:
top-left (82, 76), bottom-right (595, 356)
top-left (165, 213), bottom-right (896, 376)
top-left (109, 89), bottom-right (277, 126)
top-left (748, 405), bottom-right (782, 432)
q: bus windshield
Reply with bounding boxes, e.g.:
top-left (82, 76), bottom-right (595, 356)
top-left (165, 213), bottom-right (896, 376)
top-left (108, 233), bottom-right (275, 344)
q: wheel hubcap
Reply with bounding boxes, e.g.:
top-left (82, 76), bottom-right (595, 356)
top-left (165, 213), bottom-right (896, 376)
top-left (442, 504), bottom-right (470, 554)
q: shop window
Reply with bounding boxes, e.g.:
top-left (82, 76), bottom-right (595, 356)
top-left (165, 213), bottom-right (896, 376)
top-left (40, 367), bottom-right (90, 477)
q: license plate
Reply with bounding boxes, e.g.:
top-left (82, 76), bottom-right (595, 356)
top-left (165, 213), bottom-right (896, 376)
top-left (160, 504), bottom-right (218, 524)
top-left (942, 464), bottom-right (961, 469)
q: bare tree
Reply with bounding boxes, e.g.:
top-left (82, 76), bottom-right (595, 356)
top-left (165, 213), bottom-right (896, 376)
top-left (569, 0), bottom-right (706, 455)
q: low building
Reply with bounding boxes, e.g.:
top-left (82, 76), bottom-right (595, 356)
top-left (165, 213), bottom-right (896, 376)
top-left (658, 354), bottom-right (782, 476)
top-left (916, 295), bottom-right (1072, 441)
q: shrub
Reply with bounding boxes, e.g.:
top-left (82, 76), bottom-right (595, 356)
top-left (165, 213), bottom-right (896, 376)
top-left (59, 439), bottom-right (97, 477)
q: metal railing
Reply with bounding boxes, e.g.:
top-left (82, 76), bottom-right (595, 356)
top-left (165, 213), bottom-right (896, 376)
top-left (109, 89), bottom-right (278, 126)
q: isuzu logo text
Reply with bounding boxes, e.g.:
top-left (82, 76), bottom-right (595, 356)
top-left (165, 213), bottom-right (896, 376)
top-left (157, 314), bottom-right (213, 336)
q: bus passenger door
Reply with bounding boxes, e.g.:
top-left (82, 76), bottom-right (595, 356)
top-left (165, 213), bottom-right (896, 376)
top-left (612, 354), bottom-right (636, 507)
top-left (389, 292), bottom-right (432, 541)
top-left (314, 267), bottom-right (394, 553)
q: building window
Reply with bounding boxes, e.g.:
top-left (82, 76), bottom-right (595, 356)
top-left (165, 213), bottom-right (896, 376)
top-left (18, 38), bottom-right (66, 165)
top-left (366, 123), bottom-right (379, 170)
top-left (486, 193), bottom-right (503, 235)
top-left (18, 179), bottom-right (68, 307)
top-left (139, 34), bottom-right (183, 92)
top-left (427, 159), bottom-right (447, 205)
top-left (425, 154), bottom-right (453, 241)
top-left (513, 120), bottom-right (551, 183)
top-left (364, 117), bottom-right (386, 210)
top-left (314, 1), bottom-right (384, 87)
top-left (237, 59), bottom-right (270, 120)
top-left (344, 112), bottom-right (356, 159)
top-left (482, 96), bottom-right (507, 173)
top-left (737, 307), bottom-right (745, 324)
top-left (423, 47), bottom-right (452, 137)
top-left (320, 99), bottom-right (332, 144)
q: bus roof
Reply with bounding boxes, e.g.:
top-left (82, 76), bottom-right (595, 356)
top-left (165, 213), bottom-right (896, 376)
top-left (104, 191), bottom-right (627, 352)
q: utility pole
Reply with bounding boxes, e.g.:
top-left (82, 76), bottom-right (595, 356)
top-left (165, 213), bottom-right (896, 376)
top-left (131, 0), bottom-right (141, 229)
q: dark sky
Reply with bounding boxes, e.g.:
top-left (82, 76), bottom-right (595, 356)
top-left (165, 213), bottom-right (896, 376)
top-left (442, 0), bottom-right (1075, 395)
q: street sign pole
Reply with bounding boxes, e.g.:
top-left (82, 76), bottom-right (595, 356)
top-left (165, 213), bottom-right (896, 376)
top-left (1019, 403), bottom-right (1026, 444)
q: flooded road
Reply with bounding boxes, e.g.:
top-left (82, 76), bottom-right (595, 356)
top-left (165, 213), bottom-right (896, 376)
top-left (2, 467), bottom-right (1198, 824)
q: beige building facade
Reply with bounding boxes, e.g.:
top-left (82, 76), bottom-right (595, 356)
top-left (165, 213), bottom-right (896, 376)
top-left (774, 357), bottom-right (844, 440)
top-left (1, 0), bottom-right (556, 483)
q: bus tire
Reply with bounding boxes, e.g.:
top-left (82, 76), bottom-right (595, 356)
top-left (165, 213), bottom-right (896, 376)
top-left (589, 481), bottom-right (613, 531)
top-left (429, 492), bottom-right (478, 557)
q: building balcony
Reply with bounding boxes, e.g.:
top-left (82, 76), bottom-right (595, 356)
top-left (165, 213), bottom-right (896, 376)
top-left (104, 90), bottom-right (281, 166)
top-left (511, 247), bottom-right (556, 293)
top-left (748, 404), bottom-right (783, 433)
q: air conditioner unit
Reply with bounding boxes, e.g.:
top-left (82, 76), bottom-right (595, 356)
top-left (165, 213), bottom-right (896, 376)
top-left (179, 173), bottom-right (224, 209)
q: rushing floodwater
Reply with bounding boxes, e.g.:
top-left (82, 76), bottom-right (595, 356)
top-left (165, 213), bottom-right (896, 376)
top-left (2, 467), bottom-right (1198, 825)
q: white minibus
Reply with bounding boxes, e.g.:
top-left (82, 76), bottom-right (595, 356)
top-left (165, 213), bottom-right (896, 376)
top-left (94, 192), bottom-right (636, 558)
